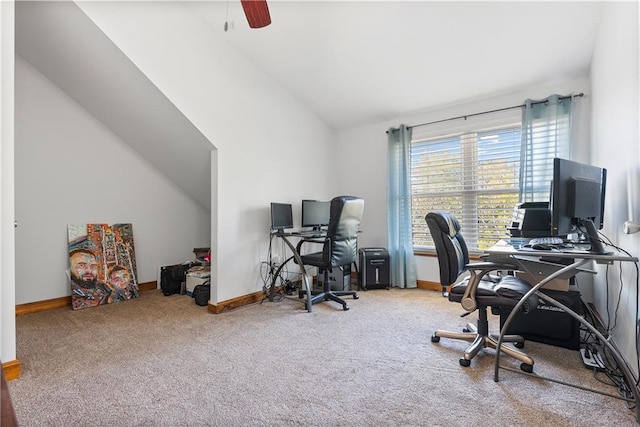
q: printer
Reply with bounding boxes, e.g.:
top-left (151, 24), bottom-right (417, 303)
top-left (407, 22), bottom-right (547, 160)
top-left (508, 202), bottom-right (551, 237)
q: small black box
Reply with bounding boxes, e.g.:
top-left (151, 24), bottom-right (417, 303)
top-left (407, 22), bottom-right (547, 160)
top-left (499, 289), bottom-right (582, 350)
top-left (358, 248), bottom-right (390, 290)
top-left (508, 202), bottom-right (551, 237)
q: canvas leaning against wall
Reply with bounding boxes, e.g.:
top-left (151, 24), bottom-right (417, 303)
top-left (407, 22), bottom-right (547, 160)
top-left (67, 224), bottom-right (140, 310)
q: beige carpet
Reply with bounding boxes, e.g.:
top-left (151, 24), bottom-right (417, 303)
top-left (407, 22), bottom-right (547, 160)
top-left (8, 288), bottom-right (638, 426)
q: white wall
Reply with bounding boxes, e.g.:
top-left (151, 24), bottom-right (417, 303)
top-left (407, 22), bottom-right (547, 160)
top-left (590, 1), bottom-right (639, 375)
top-left (76, 2), bottom-right (337, 303)
top-left (14, 56), bottom-right (211, 303)
top-left (337, 78), bottom-right (591, 285)
top-left (1, 0), bottom-right (16, 364)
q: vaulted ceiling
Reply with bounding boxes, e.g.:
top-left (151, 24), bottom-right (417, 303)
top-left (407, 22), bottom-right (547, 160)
top-left (14, 1), bottom-right (604, 208)
top-left (186, 1), bottom-right (603, 130)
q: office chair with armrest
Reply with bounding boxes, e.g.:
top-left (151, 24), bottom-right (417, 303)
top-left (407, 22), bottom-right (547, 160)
top-left (425, 211), bottom-right (537, 372)
top-left (296, 196), bottom-right (364, 311)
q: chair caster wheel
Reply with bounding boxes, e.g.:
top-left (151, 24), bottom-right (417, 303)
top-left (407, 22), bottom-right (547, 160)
top-left (353, 294), bottom-right (359, 299)
top-left (459, 358), bottom-right (471, 367)
top-left (431, 335), bottom-right (440, 343)
top-left (343, 304), bottom-right (350, 311)
top-left (520, 363), bottom-right (533, 373)
top-left (514, 341), bottom-right (525, 349)
top-left (462, 328), bottom-right (470, 333)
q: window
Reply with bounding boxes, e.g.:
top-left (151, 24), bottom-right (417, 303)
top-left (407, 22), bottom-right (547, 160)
top-left (408, 96), bottom-right (574, 252)
top-left (411, 108), bottom-right (523, 251)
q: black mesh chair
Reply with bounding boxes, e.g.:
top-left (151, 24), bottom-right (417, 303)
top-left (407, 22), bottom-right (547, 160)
top-left (425, 211), bottom-right (537, 372)
top-left (296, 196), bottom-right (364, 311)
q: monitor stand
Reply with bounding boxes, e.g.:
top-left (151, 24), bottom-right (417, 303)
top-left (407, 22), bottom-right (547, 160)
top-left (580, 219), bottom-right (608, 254)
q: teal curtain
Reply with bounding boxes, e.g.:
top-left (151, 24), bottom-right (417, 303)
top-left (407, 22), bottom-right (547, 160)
top-left (387, 125), bottom-right (417, 288)
top-left (520, 94), bottom-right (573, 202)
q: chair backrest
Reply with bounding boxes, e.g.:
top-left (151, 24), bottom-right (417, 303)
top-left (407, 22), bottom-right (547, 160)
top-left (324, 196), bottom-right (365, 267)
top-left (425, 212), bottom-right (470, 287)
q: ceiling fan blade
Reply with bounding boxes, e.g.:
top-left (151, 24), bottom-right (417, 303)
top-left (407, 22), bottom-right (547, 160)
top-left (240, 0), bottom-right (271, 29)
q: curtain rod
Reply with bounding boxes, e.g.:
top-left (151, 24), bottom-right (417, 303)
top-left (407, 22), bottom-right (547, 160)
top-left (406, 93), bottom-right (584, 131)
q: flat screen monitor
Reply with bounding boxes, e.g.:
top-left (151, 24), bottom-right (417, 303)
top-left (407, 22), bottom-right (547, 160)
top-left (550, 158), bottom-right (607, 253)
top-left (270, 202), bottom-right (293, 232)
top-left (301, 200), bottom-right (330, 231)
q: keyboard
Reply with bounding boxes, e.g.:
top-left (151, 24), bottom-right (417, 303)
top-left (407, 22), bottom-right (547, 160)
top-left (290, 230), bottom-right (325, 238)
top-left (528, 237), bottom-right (564, 246)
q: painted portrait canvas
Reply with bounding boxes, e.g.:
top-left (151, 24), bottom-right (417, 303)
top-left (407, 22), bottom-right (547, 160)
top-left (67, 224), bottom-right (139, 310)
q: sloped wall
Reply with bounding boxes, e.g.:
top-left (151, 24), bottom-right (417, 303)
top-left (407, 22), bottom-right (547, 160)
top-left (76, 2), bottom-right (336, 303)
top-left (14, 56), bottom-right (212, 303)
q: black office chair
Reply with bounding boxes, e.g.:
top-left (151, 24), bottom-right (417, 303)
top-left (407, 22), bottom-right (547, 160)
top-left (296, 196), bottom-right (364, 311)
top-left (425, 211), bottom-right (537, 372)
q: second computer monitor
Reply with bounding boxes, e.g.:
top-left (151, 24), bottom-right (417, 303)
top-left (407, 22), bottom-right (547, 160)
top-left (270, 202), bottom-right (294, 232)
top-left (301, 200), bottom-right (331, 231)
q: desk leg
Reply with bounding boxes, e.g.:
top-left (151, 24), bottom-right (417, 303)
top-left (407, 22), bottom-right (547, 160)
top-left (494, 258), bottom-right (640, 423)
top-left (275, 235), bottom-right (313, 313)
top-left (536, 293), bottom-right (640, 422)
top-left (268, 255), bottom-right (295, 302)
top-left (302, 268), bottom-right (312, 313)
top-left (494, 259), bottom-right (590, 380)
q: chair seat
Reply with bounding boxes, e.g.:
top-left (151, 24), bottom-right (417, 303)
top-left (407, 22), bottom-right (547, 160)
top-left (449, 275), bottom-right (538, 312)
top-left (299, 251), bottom-right (323, 266)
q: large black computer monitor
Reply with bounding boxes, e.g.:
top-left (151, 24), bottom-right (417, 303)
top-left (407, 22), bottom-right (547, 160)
top-left (301, 200), bottom-right (330, 231)
top-left (270, 202), bottom-right (294, 232)
top-left (550, 158), bottom-right (607, 254)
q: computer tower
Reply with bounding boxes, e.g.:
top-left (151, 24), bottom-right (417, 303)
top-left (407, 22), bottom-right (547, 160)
top-left (499, 289), bottom-right (582, 350)
top-left (315, 264), bottom-right (352, 292)
top-left (358, 248), bottom-right (390, 290)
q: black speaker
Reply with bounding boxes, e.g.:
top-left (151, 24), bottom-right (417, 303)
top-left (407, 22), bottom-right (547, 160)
top-left (499, 289), bottom-right (582, 350)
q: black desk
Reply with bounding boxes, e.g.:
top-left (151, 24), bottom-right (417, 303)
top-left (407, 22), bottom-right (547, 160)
top-left (486, 240), bottom-right (640, 422)
top-left (267, 229), bottom-right (327, 312)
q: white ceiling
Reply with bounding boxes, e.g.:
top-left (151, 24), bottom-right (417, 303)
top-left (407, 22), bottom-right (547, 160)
top-left (185, 1), bottom-right (603, 130)
top-left (14, 1), bottom-right (605, 208)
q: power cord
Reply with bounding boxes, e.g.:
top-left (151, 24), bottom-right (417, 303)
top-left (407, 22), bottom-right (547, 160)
top-left (581, 231), bottom-right (640, 403)
top-left (261, 230), bottom-right (303, 302)
top-left (579, 309), bottom-right (636, 409)
top-left (261, 231), bottom-right (282, 301)
top-left (597, 231), bottom-right (640, 384)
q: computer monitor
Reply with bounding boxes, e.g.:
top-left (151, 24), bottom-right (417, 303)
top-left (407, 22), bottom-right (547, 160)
top-left (301, 200), bottom-right (330, 231)
top-left (270, 202), bottom-right (293, 232)
top-left (550, 158), bottom-right (607, 254)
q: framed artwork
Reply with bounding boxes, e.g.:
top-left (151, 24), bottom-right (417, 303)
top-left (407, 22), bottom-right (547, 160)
top-left (67, 224), bottom-right (139, 310)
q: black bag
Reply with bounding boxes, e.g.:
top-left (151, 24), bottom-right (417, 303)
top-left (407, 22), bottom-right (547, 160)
top-left (160, 263), bottom-right (192, 296)
top-left (193, 281), bottom-right (210, 306)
